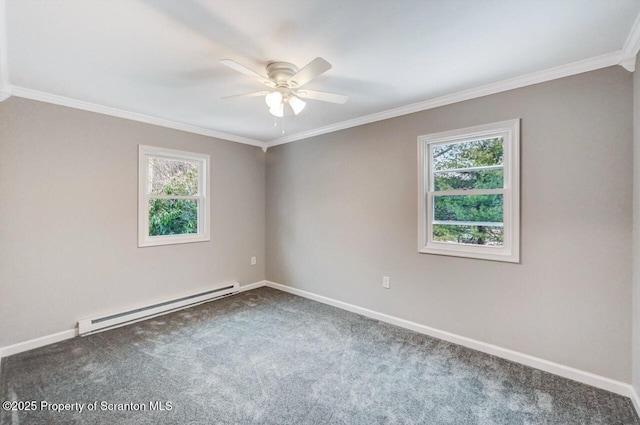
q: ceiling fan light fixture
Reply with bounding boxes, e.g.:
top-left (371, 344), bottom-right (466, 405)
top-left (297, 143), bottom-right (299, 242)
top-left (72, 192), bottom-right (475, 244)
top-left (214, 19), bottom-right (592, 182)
top-left (269, 104), bottom-right (284, 117)
top-left (288, 95), bottom-right (306, 115)
top-left (265, 91), bottom-right (283, 109)
top-left (220, 58), bottom-right (346, 122)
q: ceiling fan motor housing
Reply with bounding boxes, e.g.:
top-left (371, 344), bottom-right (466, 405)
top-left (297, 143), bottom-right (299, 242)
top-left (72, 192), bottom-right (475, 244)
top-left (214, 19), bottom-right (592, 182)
top-left (266, 62), bottom-right (300, 87)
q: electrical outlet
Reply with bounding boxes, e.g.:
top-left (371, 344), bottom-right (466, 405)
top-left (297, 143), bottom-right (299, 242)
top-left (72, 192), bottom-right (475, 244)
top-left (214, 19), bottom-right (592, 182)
top-left (251, 256), bottom-right (257, 266)
top-left (382, 276), bottom-right (390, 289)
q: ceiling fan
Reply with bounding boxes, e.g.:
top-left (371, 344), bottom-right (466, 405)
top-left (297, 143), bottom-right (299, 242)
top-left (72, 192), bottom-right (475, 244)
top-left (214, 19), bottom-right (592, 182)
top-left (220, 57), bottom-right (348, 117)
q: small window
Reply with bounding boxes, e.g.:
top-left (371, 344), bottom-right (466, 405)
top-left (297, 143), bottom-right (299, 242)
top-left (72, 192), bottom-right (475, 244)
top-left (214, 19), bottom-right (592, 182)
top-left (138, 145), bottom-right (210, 247)
top-left (418, 120), bottom-right (520, 262)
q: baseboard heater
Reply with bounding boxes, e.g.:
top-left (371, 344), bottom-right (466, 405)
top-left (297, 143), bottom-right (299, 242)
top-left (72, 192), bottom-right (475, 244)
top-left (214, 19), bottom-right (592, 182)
top-left (78, 282), bottom-right (239, 336)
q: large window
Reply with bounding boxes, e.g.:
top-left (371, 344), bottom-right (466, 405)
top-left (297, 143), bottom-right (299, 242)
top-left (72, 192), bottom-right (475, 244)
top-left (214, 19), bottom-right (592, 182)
top-left (138, 145), bottom-right (210, 247)
top-left (418, 120), bottom-right (520, 262)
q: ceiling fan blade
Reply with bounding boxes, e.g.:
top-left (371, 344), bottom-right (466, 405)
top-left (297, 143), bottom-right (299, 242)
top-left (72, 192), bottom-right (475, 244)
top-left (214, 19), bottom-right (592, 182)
top-left (288, 57), bottom-right (332, 88)
top-left (221, 91), bottom-right (270, 100)
top-left (220, 59), bottom-right (275, 87)
top-left (295, 89), bottom-right (348, 104)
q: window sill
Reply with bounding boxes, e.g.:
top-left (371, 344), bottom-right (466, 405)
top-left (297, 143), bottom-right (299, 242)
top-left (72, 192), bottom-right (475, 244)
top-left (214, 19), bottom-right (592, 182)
top-left (138, 234), bottom-right (210, 248)
top-left (419, 244), bottom-right (519, 263)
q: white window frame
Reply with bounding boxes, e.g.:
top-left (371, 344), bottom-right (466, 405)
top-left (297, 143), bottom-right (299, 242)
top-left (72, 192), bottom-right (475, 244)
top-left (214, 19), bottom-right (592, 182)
top-left (417, 119), bottom-right (520, 263)
top-left (138, 145), bottom-right (210, 247)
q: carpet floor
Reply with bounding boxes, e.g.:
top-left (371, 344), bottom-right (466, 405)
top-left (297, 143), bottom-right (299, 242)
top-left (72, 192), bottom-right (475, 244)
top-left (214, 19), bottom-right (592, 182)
top-left (1, 287), bottom-right (639, 425)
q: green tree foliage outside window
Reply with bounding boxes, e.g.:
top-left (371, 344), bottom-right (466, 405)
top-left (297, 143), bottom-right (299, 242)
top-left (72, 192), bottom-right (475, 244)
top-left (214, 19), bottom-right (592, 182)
top-left (432, 138), bottom-right (504, 246)
top-left (148, 159), bottom-right (199, 236)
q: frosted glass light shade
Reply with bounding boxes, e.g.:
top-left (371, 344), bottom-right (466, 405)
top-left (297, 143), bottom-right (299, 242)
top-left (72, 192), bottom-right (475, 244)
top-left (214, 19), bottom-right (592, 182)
top-left (269, 104), bottom-right (284, 117)
top-left (288, 95), bottom-right (306, 115)
top-left (265, 91), bottom-right (283, 109)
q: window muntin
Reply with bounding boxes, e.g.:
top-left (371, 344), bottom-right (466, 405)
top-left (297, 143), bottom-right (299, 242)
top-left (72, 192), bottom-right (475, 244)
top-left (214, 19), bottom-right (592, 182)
top-left (418, 120), bottom-right (519, 262)
top-left (138, 145), bottom-right (210, 247)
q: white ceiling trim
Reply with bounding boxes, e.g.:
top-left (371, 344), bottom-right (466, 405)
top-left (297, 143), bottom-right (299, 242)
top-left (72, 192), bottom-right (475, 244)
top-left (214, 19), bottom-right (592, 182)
top-left (266, 50), bottom-right (626, 148)
top-left (0, 0), bottom-right (10, 101)
top-left (9, 86), bottom-right (265, 148)
top-left (2, 6), bottom-right (640, 149)
top-left (620, 11), bottom-right (640, 72)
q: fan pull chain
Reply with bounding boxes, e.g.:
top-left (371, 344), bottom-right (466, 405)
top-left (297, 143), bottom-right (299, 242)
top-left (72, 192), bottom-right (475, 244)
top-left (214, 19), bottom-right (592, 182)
top-left (271, 109), bottom-right (286, 135)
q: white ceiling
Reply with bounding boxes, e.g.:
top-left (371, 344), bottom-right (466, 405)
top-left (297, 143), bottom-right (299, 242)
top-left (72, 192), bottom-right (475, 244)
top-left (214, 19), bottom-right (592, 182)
top-left (4, 0), bottom-right (640, 145)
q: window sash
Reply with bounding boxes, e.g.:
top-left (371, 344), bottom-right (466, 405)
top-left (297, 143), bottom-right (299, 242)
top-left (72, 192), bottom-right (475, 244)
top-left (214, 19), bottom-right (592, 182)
top-left (428, 188), bottom-right (504, 197)
top-left (432, 220), bottom-right (503, 227)
top-left (146, 155), bottom-right (203, 196)
top-left (426, 190), bottom-right (511, 247)
top-left (147, 194), bottom-right (202, 201)
top-left (146, 198), bottom-right (203, 237)
top-left (432, 164), bottom-right (503, 174)
top-left (427, 134), bottom-right (508, 192)
top-left (143, 158), bottom-right (205, 237)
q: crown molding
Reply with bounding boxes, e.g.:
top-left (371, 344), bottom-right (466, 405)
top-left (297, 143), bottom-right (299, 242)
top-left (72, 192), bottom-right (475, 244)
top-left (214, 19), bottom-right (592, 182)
top-left (0, 0), bottom-right (258, 143)
top-left (3, 6), bottom-right (640, 147)
top-left (7, 49), bottom-right (628, 150)
top-left (266, 51), bottom-right (624, 148)
top-left (9, 86), bottom-right (265, 148)
top-left (620, 11), bottom-right (640, 71)
top-left (619, 56), bottom-right (636, 73)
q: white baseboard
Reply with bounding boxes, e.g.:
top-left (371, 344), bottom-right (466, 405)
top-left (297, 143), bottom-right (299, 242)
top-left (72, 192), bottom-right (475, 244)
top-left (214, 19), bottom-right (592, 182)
top-left (0, 280), bottom-right (267, 359)
top-left (2, 279), bottom-right (638, 419)
top-left (631, 386), bottom-right (640, 418)
top-left (0, 329), bottom-right (77, 359)
top-left (238, 280), bottom-right (268, 293)
top-left (264, 280), bottom-right (637, 404)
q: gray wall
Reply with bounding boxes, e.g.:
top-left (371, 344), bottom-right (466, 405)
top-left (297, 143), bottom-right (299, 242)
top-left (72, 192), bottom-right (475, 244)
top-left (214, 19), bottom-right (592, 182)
top-left (266, 66), bottom-right (633, 382)
top-left (633, 55), bottom-right (640, 393)
top-left (0, 97), bottom-right (266, 348)
top-left (1, 66), bottom-right (634, 385)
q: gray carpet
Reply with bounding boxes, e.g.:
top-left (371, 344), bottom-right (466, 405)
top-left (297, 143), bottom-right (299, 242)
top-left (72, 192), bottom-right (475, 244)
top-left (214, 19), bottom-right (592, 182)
top-left (1, 287), bottom-right (638, 425)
